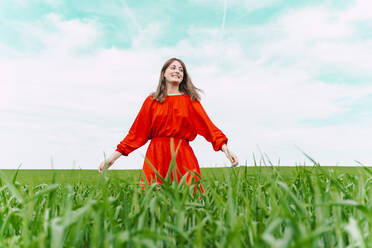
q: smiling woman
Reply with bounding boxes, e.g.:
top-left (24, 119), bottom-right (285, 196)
top-left (98, 58), bottom-right (238, 193)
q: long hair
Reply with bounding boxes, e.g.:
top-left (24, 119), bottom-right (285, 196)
top-left (151, 58), bottom-right (203, 103)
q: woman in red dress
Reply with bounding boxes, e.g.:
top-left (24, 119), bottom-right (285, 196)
top-left (98, 58), bottom-right (238, 192)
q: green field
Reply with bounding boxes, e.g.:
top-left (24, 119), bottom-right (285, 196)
top-left (0, 166), bottom-right (367, 185)
top-left (1, 165), bottom-right (372, 247)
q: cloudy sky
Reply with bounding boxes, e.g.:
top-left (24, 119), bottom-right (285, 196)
top-left (1, 0), bottom-right (372, 170)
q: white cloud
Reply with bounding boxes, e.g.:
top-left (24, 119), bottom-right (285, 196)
top-left (250, 3), bottom-right (372, 74)
top-left (341, 0), bottom-right (372, 21)
top-left (132, 22), bottom-right (164, 49)
top-left (2, 1), bottom-right (372, 170)
top-left (41, 13), bottom-right (101, 53)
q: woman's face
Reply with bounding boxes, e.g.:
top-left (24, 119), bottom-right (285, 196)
top-left (164, 60), bottom-right (184, 84)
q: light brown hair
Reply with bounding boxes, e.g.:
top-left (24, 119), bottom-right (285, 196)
top-left (151, 58), bottom-right (203, 103)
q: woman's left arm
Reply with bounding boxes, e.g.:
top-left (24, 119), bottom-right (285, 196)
top-left (190, 100), bottom-right (238, 167)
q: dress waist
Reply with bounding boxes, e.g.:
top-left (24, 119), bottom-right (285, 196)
top-left (151, 136), bottom-right (189, 145)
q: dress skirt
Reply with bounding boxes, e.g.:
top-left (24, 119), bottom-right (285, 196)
top-left (141, 136), bottom-right (205, 193)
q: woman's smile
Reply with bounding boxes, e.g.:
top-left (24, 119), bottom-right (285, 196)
top-left (164, 60), bottom-right (184, 83)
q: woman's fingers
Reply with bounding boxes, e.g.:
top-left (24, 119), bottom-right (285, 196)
top-left (98, 162), bottom-right (103, 173)
top-left (232, 154), bottom-right (238, 167)
top-left (98, 161), bottom-right (107, 173)
top-left (224, 149), bottom-right (238, 167)
top-left (229, 153), bottom-right (238, 167)
top-left (98, 160), bottom-right (113, 173)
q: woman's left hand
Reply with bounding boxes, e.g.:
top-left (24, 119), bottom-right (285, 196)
top-left (221, 144), bottom-right (238, 167)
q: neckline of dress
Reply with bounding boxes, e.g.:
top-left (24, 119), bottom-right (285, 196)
top-left (167, 94), bottom-right (185, 96)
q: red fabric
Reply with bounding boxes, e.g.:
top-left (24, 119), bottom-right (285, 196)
top-left (116, 94), bottom-right (228, 193)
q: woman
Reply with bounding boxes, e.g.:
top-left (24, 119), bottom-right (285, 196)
top-left (98, 58), bottom-right (238, 193)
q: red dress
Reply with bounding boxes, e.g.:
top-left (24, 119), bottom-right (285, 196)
top-left (116, 94), bottom-right (228, 193)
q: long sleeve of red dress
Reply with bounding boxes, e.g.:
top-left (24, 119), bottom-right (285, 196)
top-left (115, 94), bottom-right (228, 193)
top-left (116, 96), bottom-right (152, 156)
top-left (189, 99), bottom-right (228, 151)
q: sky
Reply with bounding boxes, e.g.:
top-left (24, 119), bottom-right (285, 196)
top-left (1, 0), bottom-right (372, 170)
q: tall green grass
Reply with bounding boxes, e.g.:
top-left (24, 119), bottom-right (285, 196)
top-left (1, 163), bottom-right (372, 247)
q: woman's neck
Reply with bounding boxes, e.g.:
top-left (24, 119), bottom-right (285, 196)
top-left (166, 81), bottom-right (181, 95)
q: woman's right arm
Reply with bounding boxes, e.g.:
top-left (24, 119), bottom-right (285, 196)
top-left (98, 96), bottom-right (153, 173)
